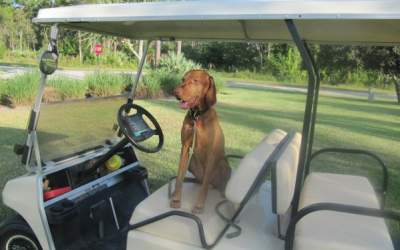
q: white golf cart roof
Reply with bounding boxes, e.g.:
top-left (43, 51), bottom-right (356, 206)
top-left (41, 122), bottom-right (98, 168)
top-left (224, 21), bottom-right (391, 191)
top-left (33, 0), bottom-right (400, 46)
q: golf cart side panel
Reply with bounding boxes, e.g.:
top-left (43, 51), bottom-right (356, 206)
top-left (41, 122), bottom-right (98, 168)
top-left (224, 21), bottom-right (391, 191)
top-left (3, 174), bottom-right (52, 250)
top-left (32, 0), bottom-right (400, 45)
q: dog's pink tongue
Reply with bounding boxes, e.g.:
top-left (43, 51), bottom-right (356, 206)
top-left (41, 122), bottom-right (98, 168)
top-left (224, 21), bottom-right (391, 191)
top-left (179, 101), bottom-right (190, 109)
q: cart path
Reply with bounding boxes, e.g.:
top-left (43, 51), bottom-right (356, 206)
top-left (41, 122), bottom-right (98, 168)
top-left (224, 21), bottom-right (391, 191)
top-left (227, 81), bottom-right (397, 100)
top-left (1, 65), bottom-right (397, 100)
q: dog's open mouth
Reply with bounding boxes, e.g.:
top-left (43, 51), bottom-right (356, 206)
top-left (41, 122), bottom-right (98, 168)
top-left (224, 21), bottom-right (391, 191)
top-left (178, 97), bottom-right (198, 109)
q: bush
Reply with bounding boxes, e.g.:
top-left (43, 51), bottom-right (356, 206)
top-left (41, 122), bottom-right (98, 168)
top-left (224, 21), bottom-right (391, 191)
top-left (143, 52), bottom-right (203, 96)
top-left (156, 51), bottom-right (202, 74)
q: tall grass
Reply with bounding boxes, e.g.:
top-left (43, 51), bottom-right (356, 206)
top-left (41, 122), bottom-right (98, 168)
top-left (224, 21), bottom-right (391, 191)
top-left (2, 70), bottom-right (41, 106)
top-left (85, 71), bottom-right (133, 96)
top-left (47, 76), bottom-right (87, 99)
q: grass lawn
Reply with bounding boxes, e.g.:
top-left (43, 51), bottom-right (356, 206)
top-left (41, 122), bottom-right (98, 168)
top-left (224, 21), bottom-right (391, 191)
top-left (0, 86), bottom-right (399, 237)
top-left (223, 75), bottom-right (397, 95)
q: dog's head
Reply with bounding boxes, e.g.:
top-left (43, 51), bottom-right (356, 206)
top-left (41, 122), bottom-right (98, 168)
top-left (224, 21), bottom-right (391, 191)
top-left (174, 70), bottom-right (216, 110)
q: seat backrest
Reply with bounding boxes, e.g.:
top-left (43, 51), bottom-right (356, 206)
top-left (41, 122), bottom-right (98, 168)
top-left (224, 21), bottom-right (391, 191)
top-left (225, 129), bottom-right (288, 206)
top-left (271, 132), bottom-right (302, 238)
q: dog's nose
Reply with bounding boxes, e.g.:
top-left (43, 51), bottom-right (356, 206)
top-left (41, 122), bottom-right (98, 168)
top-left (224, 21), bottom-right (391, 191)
top-left (174, 88), bottom-right (182, 99)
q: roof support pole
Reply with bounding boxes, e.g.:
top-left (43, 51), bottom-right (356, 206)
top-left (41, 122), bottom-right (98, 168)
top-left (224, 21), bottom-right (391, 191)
top-left (285, 20), bottom-right (317, 216)
top-left (129, 40), bottom-right (153, 103)
top-left (304, 44), bottom-right (321, 177)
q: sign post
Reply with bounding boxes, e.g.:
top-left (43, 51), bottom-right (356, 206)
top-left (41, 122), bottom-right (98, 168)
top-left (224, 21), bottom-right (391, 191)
top-left (94, 44), bottom-right (102, 71)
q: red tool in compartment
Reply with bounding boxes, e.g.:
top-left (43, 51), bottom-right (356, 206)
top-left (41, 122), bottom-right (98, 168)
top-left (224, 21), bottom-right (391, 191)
top-left (43, 186), bottom-right (72, 201)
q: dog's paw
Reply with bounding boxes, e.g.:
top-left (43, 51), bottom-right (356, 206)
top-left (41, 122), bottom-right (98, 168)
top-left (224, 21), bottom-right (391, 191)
top-left (192, 206), bottom-right (204, 214)
top-left (170, 199), bottom-right (181, 209)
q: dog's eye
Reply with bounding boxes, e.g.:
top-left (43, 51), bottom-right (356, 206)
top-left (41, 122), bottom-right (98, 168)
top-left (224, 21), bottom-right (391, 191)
top-left (194, 79), bottom-right (199, 83)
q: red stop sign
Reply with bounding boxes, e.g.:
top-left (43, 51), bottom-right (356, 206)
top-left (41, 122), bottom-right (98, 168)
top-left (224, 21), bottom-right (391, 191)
top-left (94, 44), bottom-right (102, 55)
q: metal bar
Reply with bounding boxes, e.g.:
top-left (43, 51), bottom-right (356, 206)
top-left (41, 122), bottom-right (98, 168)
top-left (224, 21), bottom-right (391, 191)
top-left (129, 40), bottom-right (153, 102)
top-left (285, 202), bottom-right (400, 250)
top-left (285, 19), bottom-right (317, 217)
top-left (304, 43), bottom-right (321, 178)
top-left (109, 197), bottom-right (120, 230)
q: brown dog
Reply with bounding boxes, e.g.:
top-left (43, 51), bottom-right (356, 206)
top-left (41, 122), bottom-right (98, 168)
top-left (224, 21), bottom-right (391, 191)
top-left (171, 70), bottom-right (231, 214)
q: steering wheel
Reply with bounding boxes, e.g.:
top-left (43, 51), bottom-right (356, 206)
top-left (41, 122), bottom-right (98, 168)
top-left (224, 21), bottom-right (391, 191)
top-left (117, 103), bottom-right (164, 153)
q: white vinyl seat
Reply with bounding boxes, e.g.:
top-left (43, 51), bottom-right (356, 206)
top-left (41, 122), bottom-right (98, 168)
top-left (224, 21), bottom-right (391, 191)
top-left (293, 173), bottom-right (394, 250)
top-left (128, 129), bottom-right (288, 248)
top-left (270, 132), bottom-right (302, 238)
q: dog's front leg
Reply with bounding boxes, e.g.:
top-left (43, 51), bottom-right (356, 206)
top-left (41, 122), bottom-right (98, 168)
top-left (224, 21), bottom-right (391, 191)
top-left (192, 156), bottom-right (215, 214)
top-left (170, 136), bottom-right (192, 208)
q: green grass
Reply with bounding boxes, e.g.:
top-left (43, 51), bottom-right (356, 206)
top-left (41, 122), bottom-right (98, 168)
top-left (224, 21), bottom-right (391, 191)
top-left (221, 71), bottom-right (397, 95)
top-left (0, 85), bottom-right (400, 237)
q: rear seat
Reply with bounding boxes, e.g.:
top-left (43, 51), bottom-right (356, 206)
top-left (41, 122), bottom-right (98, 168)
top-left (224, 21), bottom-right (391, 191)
top-left (127, 129), bottom-right (288, 248)
top-left (292, 172), bottom-right (394, 250)
top-left (268, 134), bottom-right (395, 250)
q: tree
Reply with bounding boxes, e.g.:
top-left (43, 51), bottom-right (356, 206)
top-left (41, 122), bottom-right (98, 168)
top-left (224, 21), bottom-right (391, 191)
top-left (360, 46), bottom-right (400, 102)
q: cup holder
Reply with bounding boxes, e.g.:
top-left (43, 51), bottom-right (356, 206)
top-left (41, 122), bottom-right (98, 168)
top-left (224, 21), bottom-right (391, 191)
top-left (46, 199), bottom-right (78, 225)
top-left (49, 206), bottom-right (64, 213)
top-left (61, 200), bottom-right (75, 208)
top-left (124, 166), bottom-right (148, 182)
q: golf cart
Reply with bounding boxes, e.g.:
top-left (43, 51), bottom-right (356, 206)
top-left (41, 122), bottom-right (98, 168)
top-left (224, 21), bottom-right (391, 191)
top-left (1, 1), bottom-right (400, 250)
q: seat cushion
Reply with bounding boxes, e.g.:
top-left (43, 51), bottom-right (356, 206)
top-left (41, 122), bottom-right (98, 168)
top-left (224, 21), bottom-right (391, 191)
top-left (130, 180), bottom-right (235, 246)
top-left (225, 129), bottom-right (287, 205)
top-left (295, 173), bottom-right (394, 250)
top-left (273, 132), bottom-right (301, 215)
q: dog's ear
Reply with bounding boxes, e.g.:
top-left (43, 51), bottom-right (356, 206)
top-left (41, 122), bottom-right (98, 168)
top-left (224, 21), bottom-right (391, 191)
top-left (206, 76), bottom-right (217, 106)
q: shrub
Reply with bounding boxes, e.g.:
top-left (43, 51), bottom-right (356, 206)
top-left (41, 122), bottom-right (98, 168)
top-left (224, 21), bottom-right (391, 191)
top-left (156, 51), bottom-right (202, 74)
top-left (143, 52), bottom-right (204, 97)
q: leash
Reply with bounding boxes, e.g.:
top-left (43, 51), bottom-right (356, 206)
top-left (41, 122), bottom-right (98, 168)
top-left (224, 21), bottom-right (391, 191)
top-left (168, 113), bottom-right (199, 198)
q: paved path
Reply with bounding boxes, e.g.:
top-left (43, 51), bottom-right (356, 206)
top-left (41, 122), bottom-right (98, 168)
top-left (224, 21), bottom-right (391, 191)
top-left (227, 81), bottom-right (397, 100)
top-left (1, 65), bottom-right (397, 100)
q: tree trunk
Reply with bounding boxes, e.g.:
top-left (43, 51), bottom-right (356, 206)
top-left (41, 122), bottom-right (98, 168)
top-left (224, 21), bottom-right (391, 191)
top-left (123, 39), bottom-right (141, 61)
top-left (267, 43), bottom-right (271, 58)
top-left (176, 41), bottom-right (182, 55)
top-left (138, 40), bottom-right (143, 60)
top-left (155, 40), bottom-right (161, 68)
top-left (394, 75), bottom-right (400, 103)
top-left (78, 31), bottom-right (82, 63)
top-left (19, 30), bottom-right (22, 51)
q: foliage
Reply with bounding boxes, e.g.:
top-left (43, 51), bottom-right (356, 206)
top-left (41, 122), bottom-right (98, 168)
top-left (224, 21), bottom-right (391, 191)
top-left (261, 48), bottom-right (306, 84)
top-left (47, 76), bottom-right (87, 100)
top-left (141, 70), bottom-right (175, 98)
top-left (183, 42), bottom-right (259, 72)
top-left (1, 1), bottom-right (400, 101)
top-left (85, 71), bottom-right (133, 96)
top-left (156, 51), bottom-right (201, 74)
top-left (143, 51), bottom-right (202, 95)
top-left (1, 70), bottom-right (41, 106)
